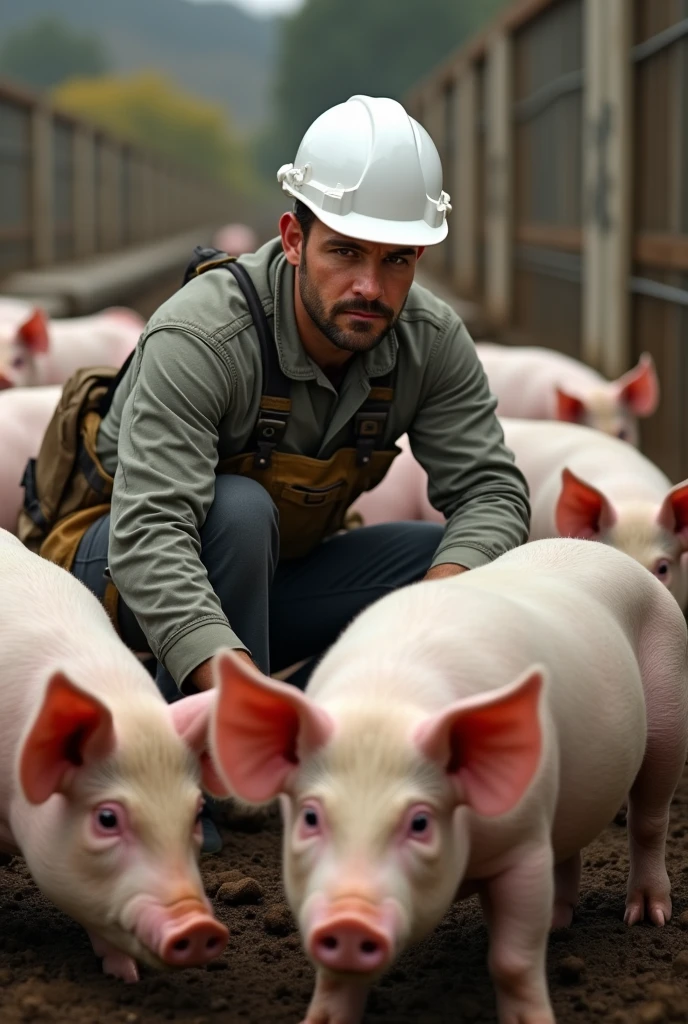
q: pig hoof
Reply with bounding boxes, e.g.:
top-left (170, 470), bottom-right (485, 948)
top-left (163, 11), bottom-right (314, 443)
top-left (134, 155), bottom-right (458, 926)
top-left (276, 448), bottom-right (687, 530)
top-left (550, 901), bottom-right (574, 930)
top-left (624, 894), bottom-right (670, 928)
top-left (102, 953), bottom-right (140, 983)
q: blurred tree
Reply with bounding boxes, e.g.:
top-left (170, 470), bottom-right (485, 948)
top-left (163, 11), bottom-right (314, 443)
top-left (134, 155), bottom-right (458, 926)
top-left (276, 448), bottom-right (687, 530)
top-left (53, 72), bottom-right (254, 192)
top-left (0, 16), bottom-right (110, 90)
top-left (258, 0), bottom-right (508, 174)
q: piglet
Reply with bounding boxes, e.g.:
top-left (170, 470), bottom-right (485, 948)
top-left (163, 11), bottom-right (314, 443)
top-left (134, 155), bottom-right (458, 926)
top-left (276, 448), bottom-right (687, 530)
top-left (500, 419), bottom-right (688, 609)
top-left (207, 537), bottom-right (688, 1024)
top-left (0, 306), bottom-right (143, 388)
top-left (351, 421), bottom-right (688, 610)
top-left (0, 529), bottom-right (229, 980)
top-left (476, 342), bottom-right (659, 444)
top-left (0, 386), bottom-right (61, 533)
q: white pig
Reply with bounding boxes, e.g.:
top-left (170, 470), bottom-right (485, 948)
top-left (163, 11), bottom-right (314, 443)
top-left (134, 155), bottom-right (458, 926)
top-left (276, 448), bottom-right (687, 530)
top-left (502, 419), bottom-right (688, 609)
top-left (207, 538), bottom-right (688, 1024)
top-left (0, 306), bottom-right (143, 388)
top-left (476, 342), bottom-right (659, 444)
top-left (351, 423), bottom-right (688, 610)
top-left (0, 386), bottom-right (61, 533)
top-left (0, 529), bottom-right (230, 980)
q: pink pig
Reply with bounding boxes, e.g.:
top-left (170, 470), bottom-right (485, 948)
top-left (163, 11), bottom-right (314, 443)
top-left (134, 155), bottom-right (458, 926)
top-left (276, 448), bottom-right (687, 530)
top-left (0, 306), bottom-right (143, 389)
top-left (476, 342), bottom-right (659, 444)
top-left (206, 538), bottom-right (688, 1024)
top-left (0, 386), bottom-right (61, 533)
top-left (501, 419), bottom-right (688, 609)
top-left (0, 529), bottom-right (229, 980)
top-left (351, 422), bottom-right (688, 610)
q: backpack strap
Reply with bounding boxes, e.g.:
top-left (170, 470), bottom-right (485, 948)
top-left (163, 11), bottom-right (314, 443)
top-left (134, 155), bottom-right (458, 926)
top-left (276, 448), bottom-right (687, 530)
top-left (353, 366), bottom-right (396, 466)
top-left (221, 261), bottom-right (291, 470)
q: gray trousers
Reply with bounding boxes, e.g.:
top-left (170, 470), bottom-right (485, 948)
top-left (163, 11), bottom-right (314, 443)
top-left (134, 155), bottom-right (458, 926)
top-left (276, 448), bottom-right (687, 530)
top-left (72, 474), bottom-right (444, 698)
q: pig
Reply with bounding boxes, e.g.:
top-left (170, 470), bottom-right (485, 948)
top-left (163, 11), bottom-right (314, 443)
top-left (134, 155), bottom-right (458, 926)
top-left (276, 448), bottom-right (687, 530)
top-left (351, 422), bottom-right (688, 610)
top-left (501, 419), bottom-right (688, 609)
top-left (212, 223), bottom-right (258, 256)
top-left (206, 538), bottom-right (688, 1024)
top-left (0, 305), bottom-right (143, 388)
top-left (475, 342), bottom-right (659, 444)
top-left (0, 386), bottom-right (61, 533)
top-left (0, 528), bottom-right (229, 980)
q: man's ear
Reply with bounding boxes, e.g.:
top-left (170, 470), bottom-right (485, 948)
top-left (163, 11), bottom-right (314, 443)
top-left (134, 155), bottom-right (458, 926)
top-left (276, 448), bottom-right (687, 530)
top-left (279, 212), bottom-right (303, 268)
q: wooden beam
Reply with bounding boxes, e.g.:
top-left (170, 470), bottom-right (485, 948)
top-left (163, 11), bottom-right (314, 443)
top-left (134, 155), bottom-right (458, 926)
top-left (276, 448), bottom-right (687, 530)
top-left (516, 223), bottom-right (583, 252)
top-left (484, 31), bottom-right (514, 326)
top-left (634, 232), bottom-right (688, 271)
top-left (453, 65), bottom-right (480, 296)
top-left (582, 0), bottom-right (632, 377)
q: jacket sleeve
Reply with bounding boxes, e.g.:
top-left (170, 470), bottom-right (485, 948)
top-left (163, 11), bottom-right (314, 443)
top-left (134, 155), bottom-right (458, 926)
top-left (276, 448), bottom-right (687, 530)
top-left (408, 317), bottom-right (531, 570)
top-left (108, 326), bottom-right (248, 689)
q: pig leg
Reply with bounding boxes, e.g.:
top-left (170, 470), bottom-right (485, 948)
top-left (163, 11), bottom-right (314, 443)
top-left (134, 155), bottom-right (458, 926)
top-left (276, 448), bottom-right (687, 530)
top-left (551, 853), bottom-right (581, 929)
top-left (479, 842), bottom-right (555, 1024)
top-left (301, 971), bottom-right (369, 1024)
top-left (88, 931), bottom-right (139, 983)
top-left (625, 634), bottom-right (688, 928)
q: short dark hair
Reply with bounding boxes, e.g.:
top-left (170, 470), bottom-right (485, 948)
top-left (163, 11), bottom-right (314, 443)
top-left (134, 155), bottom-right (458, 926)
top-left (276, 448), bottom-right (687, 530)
top-left (294, 199), bottom-right (316, 241)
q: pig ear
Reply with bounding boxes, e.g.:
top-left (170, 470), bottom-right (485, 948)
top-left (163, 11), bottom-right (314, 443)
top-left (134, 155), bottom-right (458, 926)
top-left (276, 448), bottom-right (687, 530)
top-left (415, 667), bottom-right (544, 817)
top-left (168, 691), bottom-right (232, 799)
top-left (555, 467), bottom-right (617, 539)
top-left (555, 388), bottom-right (585, 424)
top-left (19, 672), bottom-right (115, 804)
top-left (657, 480), bottom-right (688, 550)
top-left (615, 353), bottom-right (659, 417)
top-left (209, 649), bottom-right (333, 804)
top-left (18, 309), bottom-right (49, 354)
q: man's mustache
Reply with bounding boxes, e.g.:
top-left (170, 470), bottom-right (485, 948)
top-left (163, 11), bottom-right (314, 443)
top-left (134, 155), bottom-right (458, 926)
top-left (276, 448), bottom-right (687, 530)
top-left (331, 298), bottom-right (395, 319)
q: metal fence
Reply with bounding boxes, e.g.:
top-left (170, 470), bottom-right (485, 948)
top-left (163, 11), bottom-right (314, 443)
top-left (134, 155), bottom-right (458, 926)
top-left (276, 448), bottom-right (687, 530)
top-left (406, 0), bottom-right (688, 481)
top-left (0, 78), bottom-right (236, 279)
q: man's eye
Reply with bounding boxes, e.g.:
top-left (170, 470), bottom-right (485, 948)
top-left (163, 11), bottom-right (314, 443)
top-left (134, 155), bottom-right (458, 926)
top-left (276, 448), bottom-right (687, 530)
top-left (386, 256), bottom-right (408, 266)
top-left (334, 248), bottom-right (356, 257)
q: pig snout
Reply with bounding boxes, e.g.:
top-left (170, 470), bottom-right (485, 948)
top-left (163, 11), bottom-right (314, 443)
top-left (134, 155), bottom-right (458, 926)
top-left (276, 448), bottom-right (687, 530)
top-left (134, 896), bottom-right (228, 968)
top-left (308, 898), bottom-right (396, 975)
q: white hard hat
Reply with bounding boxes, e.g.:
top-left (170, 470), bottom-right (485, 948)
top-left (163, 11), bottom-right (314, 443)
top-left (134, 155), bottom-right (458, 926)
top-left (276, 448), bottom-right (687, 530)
top-left (277, 95), bottom-right (451, 247)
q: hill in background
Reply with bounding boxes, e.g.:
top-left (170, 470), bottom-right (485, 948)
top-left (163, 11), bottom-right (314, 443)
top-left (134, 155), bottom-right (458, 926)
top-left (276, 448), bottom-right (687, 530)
top-left (0, 0), bottom-right (277, 131)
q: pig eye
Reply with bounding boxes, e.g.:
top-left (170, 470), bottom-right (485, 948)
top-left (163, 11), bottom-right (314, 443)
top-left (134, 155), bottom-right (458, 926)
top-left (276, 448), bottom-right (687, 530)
top-left (11, 355), bottom-right (24, 369)
top-left (616, 428), bottom-right (628, 441)
top-left (404, 805), bottom-right (435, 845)
top-left (98, 809), bottom-right (118, 830)
top-left (298, 801), bottom-right (324, 840)
top-left (304, 808), bottom-right (319, 829)
top-left (91, 802), bottom-right (127, 839)
top-left (653, 558), bottom-right (671, 582)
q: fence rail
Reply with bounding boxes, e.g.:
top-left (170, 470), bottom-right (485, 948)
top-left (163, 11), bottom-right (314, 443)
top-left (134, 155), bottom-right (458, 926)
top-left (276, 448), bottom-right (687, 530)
top-left (406, 0), bottom-right (688, 482)
top-left (0, 78), bottom-right (235, 279)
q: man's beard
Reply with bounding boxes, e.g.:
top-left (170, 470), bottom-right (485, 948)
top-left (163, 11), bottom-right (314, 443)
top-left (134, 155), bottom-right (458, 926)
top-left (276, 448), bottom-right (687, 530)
top-left (298, 251), bottom-right (399, 353)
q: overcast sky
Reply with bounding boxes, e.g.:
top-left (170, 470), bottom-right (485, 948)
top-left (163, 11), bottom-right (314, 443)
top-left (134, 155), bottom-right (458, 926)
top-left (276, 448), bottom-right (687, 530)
top-left (190, 0), bottom-right (304, 15)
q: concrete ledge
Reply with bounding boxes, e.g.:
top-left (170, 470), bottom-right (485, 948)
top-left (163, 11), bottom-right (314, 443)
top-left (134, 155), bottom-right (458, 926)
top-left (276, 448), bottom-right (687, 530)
top-left (1, 226), bottom-right (216, 317)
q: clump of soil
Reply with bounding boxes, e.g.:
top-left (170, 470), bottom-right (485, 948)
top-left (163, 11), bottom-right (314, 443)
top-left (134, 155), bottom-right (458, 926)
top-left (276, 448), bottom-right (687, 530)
top-left (1, 777), bottom-right (688, 1022)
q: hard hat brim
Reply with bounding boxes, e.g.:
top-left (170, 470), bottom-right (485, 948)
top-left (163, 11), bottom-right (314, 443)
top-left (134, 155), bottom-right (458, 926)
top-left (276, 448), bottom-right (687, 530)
top-left (298, 200), bottom-right (448, 248)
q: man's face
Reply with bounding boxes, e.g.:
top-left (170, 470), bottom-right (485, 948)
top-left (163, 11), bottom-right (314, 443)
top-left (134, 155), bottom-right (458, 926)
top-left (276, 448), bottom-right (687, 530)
top-left (282, 214), bottom-right (423, 354)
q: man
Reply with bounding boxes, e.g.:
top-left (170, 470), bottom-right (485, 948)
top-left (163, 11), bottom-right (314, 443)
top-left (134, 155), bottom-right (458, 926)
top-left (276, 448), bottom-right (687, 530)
top-left (71, 95), bottom-right (530, 851)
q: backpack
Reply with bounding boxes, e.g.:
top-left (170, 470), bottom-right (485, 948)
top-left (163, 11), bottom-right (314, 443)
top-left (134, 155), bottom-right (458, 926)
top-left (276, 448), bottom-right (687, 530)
top-left (17, 247), bottom-right (261, 560)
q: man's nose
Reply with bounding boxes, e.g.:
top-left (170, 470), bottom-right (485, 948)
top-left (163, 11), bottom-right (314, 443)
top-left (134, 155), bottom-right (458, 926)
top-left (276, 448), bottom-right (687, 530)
top-left (352, 269), bottom-right (384, 302)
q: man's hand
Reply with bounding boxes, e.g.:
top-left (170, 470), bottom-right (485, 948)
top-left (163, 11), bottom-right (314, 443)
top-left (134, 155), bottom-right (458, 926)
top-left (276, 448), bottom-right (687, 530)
top-left (187, 649), bottom-right (255, 692)
top-left (423, 563), bottom-right (469, 582)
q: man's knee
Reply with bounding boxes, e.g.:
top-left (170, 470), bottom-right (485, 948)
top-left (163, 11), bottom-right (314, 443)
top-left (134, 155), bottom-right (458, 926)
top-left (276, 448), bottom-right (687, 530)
top-left (202, 474), bottom-right (279, 559)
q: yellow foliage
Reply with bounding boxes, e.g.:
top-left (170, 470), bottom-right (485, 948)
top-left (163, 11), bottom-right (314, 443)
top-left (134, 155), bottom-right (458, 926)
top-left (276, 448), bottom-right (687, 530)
top-left (53, 72), bottom-right (251, 191)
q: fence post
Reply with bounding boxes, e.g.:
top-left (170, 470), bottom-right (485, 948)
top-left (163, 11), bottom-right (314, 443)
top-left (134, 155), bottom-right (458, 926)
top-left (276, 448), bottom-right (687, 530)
top-left (454, 63), bottom-right (479, 297)
top-left (582, 0), bottom-right (632, 377)
top-left (31, 103), bottom-right (54, 267)
top-left (73, 126), bottom-right (96, 258)
top-left (484, 31), bottom-right (513, 327)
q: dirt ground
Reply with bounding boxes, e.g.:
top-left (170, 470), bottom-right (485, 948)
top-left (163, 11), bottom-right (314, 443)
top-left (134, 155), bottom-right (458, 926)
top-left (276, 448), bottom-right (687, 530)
top-left (1, 775), bottom-right (688, 1024)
